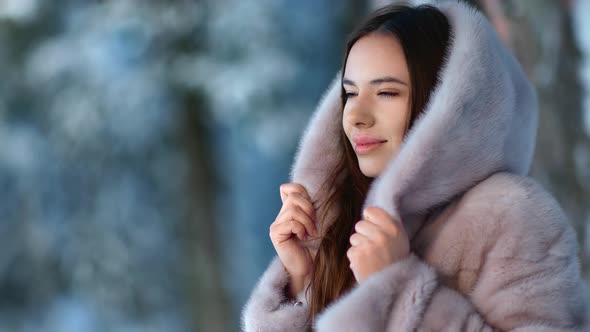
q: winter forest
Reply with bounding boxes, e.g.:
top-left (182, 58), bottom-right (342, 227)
top-left (0, 0), bottom-right (589, 331)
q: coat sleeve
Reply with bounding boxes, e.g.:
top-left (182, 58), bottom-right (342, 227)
top-left (314, 189), bottom-right (590, 331)
top-left (241, 255), bottom-right (312, 332)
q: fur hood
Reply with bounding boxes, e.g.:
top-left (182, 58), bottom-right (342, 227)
top-left (289, 0), bottom-right (538, 243)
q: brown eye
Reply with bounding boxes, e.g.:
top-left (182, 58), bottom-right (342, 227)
top-left (345, 92), bottom-right (357, 98)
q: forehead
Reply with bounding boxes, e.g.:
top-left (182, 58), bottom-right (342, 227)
top-left (344, 33), bottom-right (409, 83)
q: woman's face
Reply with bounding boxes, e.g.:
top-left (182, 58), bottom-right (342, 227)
top-left (342, 33), bottom-right (411, 178)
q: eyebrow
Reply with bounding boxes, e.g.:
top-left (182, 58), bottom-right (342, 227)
top-left (342, 76), bottom-right (407, 87)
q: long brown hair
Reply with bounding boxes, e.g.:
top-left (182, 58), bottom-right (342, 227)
top-left (303, 3), bottom-right (452, 326)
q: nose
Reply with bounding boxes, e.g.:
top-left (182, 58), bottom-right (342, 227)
top-left (346, 102), bottom-right (375, 128)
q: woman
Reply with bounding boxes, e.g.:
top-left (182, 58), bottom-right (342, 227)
top-left (242, 1), bottom-right (589, 331)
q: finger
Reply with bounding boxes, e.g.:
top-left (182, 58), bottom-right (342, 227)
top-left (363, 206), bottom-right (404, 236)
top-left (270, 218), bottom-right (307, 243)
top-left (354, 219), bottom-right (384, 243)
top-left (278, 205), bottom-right (318, 237)
top-left (279, 191), bottom-right (316, 222)
top-left (280, 183), bottom-right (312, 203)
top-left (289, 219), bottom-right (307, 241)
top-left (349, 232), bottom-right (370, 247)
top-left (346, 247), bottom-right (358, 266)
top-left (362, 206), bottom-right (393, 226)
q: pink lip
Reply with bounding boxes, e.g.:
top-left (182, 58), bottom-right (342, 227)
top-left (352, 134), bottom-right (387, 154)
top-left (354, 141), bottom-right (385, 154)
top-left (352, 134), bottom-right (387, 145)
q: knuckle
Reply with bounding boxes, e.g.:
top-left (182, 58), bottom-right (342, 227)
top-left (347, 248), bottom-right (358, 261)
top-left (346, 248), bottom-right (353, 259)
top-left (294, 183), bottom-right (308, 195)
top-left (354, 221), bottom-right (363, 231)
top-left (285, 206), bottom-right (295, 215)
top-left (389, 226), bottom-right (399, 237)
top-left (281, 183), bottom-right (294, 193)
top-left (290, 205), bottom-right (301, 216)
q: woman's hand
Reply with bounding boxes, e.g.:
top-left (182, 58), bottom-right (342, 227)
top-left (347, 206), bottom-right (410, 284)
top-left (269, 183), bottom-right (318, 283)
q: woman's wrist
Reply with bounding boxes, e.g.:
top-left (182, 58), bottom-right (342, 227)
top-left (287, 273), bottom-right (311, 300)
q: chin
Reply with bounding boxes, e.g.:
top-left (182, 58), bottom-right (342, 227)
top-left (360, 166), bottom-right (381, 178)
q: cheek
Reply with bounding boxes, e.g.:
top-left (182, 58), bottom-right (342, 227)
top-left (341, 117), bottom-right (348, 136)
top-left (379, 109), bottom-right (409, 136)
top-left (393, 117), bottom-right (409, 135)
top-left (342, 110), bottom-right (352, 135)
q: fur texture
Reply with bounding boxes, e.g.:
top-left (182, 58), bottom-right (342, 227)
top-left (241, 1), bottom-right (589, 331)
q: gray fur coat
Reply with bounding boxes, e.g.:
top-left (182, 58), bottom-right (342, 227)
top-left (241, 1), bottom-right (590, 331)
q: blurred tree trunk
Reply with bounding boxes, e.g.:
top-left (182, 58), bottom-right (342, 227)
top-left (180, 92), bottom-right (232, 332)
top-left (176, 3), bottom-right (232, 328)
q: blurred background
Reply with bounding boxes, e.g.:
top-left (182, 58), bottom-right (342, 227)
top-left (0, 0), bottom-right (588, 331)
